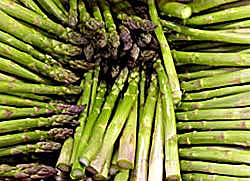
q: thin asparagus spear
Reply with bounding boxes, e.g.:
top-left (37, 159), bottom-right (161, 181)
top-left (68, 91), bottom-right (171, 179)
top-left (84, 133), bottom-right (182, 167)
top-left (148, 94), bottom-right (164, 181)
top-left (89, 65), bottom-right (100, 113)
top-left (187, 5), bottom-right (250, 25)
top-left (139, 69), bottom-right (146, 113)
top-left (0, 128), bottom-right (72, 148)
top-left (117, 100), bottom-right (138, 169)
top-left (0, 163), bottom-right (56, 180)
top-left (158, 1), bottom-right (192, 19)
top-left (148, 0), bottom-right (182, 104)
top-left (0, 72), bottom-right (22, 82)
top-left (89, 69), bottom-right (139, 174)
top-left (0, 10), bottom-right (82, 56)
top-left (0, 141), bottom-right (61, 158)
top-left (0, 81), bottom-right (81, 95)
top-left (52, 0), bottom-right (68, 16)
top-left (181, 160), bottom-right (250, 177)
top-left (179, 146), bottom-right (250, 164)
top-left (68, 0), bottom-right (78, 27)
top-left (177, 120), bottom-right (250, 131)
top-left (181, 68), bottom-right (250, 91)
top-left (179, 130), bottom-right (250, 147)
top-left (79, 68), bottom-right (129, 166)
top-left (131, 74), bottom-right (158, 181)
top-left (18, 0), bottom-right (47, 17)
top-left (154, 59), bottom-right (181, 180)
top-left (0, 115), bottom-right (77, 134)
top-left (110, 149), bottom-right (119, 176)
top-left (189, 0), bottom-right (239, 13)
top-left (182, 173), bottom-right (250, 181)
top-left (211, 19), bottom-right (250, 29)
top-left (6, 92), bottom-right (52, 102)
top-left (114, 170), bottom-right (130, 181)
top-left (183, 84), bottom-right (250, 101)
top-left (37, 0), bottom-right (68, 25)
top-left (56, 137), bottom-right (74, 172)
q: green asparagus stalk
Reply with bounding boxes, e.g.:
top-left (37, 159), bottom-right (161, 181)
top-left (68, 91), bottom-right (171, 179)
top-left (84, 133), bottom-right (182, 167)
top-left (6, 92), bottom-right (52, 102)
top-left (52, 0), bottom-right (68, 16)
top-left (181, 160), bottom-right (250, 177)
top-left (114, 170), bottom-right (130, 181)
top-left (0, 72), bottom-right (22, 82)
top-left (0, 163), bottom-right (57, 180)
top-left (79, 68), bottom-right (128, 166)
top-left (183, 84), bottom-right (250, 101)
top-left (0, 10), bottom-right (82, 56)
top-left (154, 59), bottom-right (181, 180)
top-left (131, 74), bottom-right (158, 181)
top-left (187, 5), bottom-right (250, 25)
top-left (37, 0), bottom-right (68, 25)
top-left (0, 141), bottom-right (61, 158)
top-left (179, 146), bottom-right (250, 165)
top-left (18, 0), bottom-right (47, 17)
top-left (117, 100), bottom-right (138, 169)
top-left (0, 0), bottom-right (88, 45)
top-left (206, 0), bottom-right (250, 12)
top-left (158, 1), bottom-right (192, 19)
top-left (0, 115), bottom-right (77, 134)
top-left (68, 0), bottom-right (78, 27)
top-left (56, 137), bottom-right (74, 172)
top-left (0, 128), bottom-right (72, 148)
top-left (182, 173), bottom-right (250, 181)
top-left (162, 20), bottom-right (250, 44)
top-left (177, 120), bottom-right (250, 131)
top-left (179, 130), bottom-right (250, 147)
top-left (148, 0), bottom-right (182, 104)
top-left (211, 19), bottom-right (250, 29)
top-left (0, 81), bottom-right (81, 95)
top-left (89, 69), bottom-right (139, 174)
top-left (110, 149), bottom-right (119, 176)
top-left (188, 0), bottom-right (239, 13)
top-left (139, 68), bottom-right (146, 113)
top-left (89, 65), bottom-right (100, 114)
top-left (148, 94), bottom-right (164, 181)
top-left (181, 68), bottom-right (250, 91)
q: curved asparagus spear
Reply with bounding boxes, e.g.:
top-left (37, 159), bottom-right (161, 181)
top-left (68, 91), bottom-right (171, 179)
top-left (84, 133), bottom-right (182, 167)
top-left (179, 146), bottom-right (250, 165)
top-left (0, 10), bottom-right (82, 56)
top-left (0, 141), bottom-right (61, 157)
top-left (131, 74), bottom-right (158, 181)
top-left (148, 0), bottom-right (182, 104)
top-left (18, 0), bottom-right (47, 17)
top-left (182, 173), bottom-right (250, 181)
top-left (68, 0), bottom-right (78, 27)
top-left (89, 69), bottom-right (139, 174)
top-left (0, 163), bottom-right (57, 180)
top-left (181, 160), bottom-right (250, 177)
top-left (0, 0), bottom-right (87, 45)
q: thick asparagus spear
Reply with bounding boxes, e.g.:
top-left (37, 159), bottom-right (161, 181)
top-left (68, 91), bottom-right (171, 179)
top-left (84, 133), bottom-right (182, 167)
top-left (114, 170), bottom-right (130, 181)
top-left (148, 94), bottom-right (164, 181)
top-left (179, 146), bottom-right (250, 165)
top-left (79, 68), bottom-right (128, 166)
top-left (117, 100), bottom-right (138, 169)
top-left (181, 160), bottom-right (250, 177)
top-left (89, 69), bottom-right (139, 174)
top-left (0, 163), bottom-right (56, 180)
top-left (154, 59), bottom-right (181, 181)
top-left (177, 120), bottom-right (250, 131)
top-left (131, 74), bottom-right (158, 181)
top-left (0, 141), bottom-right (61, 157)
top-left (0, 0), bottom-right (87, 45)
top-left (182, 173), bottom-right (250, 181)
top-left (18, 0), bottom-right (47, 17)
top-left (0, 115), bottom-right (77, 134)
top-left (0, 10), bottom-right (82, 56)
top-left (187, 5), bottom-right (250, 25)
top-left (148, 0), bottom-right (182, 104)
top-left (56, 137), bottom-right (74, 172)
top-left (68, 0), bottom-right (78, 27)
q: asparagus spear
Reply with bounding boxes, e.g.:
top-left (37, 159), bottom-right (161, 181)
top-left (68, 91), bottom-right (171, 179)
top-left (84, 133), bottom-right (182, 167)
top-left (131, 74), bottom-right (158, 181)
top-left (79, 68), bottom-right (128, 166)
top-left (177, 120), bottom-right (250, 131)
top-left (188, 0), bottom-right (239, 13)
top-left (0, 115), bottom-right (77, 134)
top-left (89, 69), bottom-right (139, 174)
top-left (148, 94), bottom-right (164, 181)
top-left (179, 146), bottom-right (250, 165)
top-left (0, 163), bottom-right (56, 180)
top-left (162, 20), bottom-right (250, 44)
top-left (18, 0), bottom-right (47, 17)
top-left (117, 100), bottom-right (138, 169)
top-left (56, 137), bottom-right (74, 172)
top-left (0, 141), bottom-right (61, 157)
top-left (154, 59), bottom-right (181, 180)
top-left (0, 81), bottom-right (81, 95)
top-left (211, 19), bottom-right (250, 29)
top-left (0, 0), bottom-right (87, 45)
top-left (0, 10), bottom-right (82, 56)
top-left (52, 0), bottom-right (68, 16)
top-left (6, 92), bottom-right (52, 102)
top-left (181, 160), bottom-right (250, 177)
top-left (0, 72), bottom-right (22, 82)
top-left (113, 170), bottom-right (130, 181)
top-left (68, 0), bottom-right (78, 27)
top-left (109, 149), bottom-right (119, 176)
top-left (158, 1), bottom-right (192, 19)
top-left (182, 173), bottom-right (250, 181)
top-left (148, 0), bottom-right (182, 104)
top-left (187, 5), bottom-right (250, 25)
